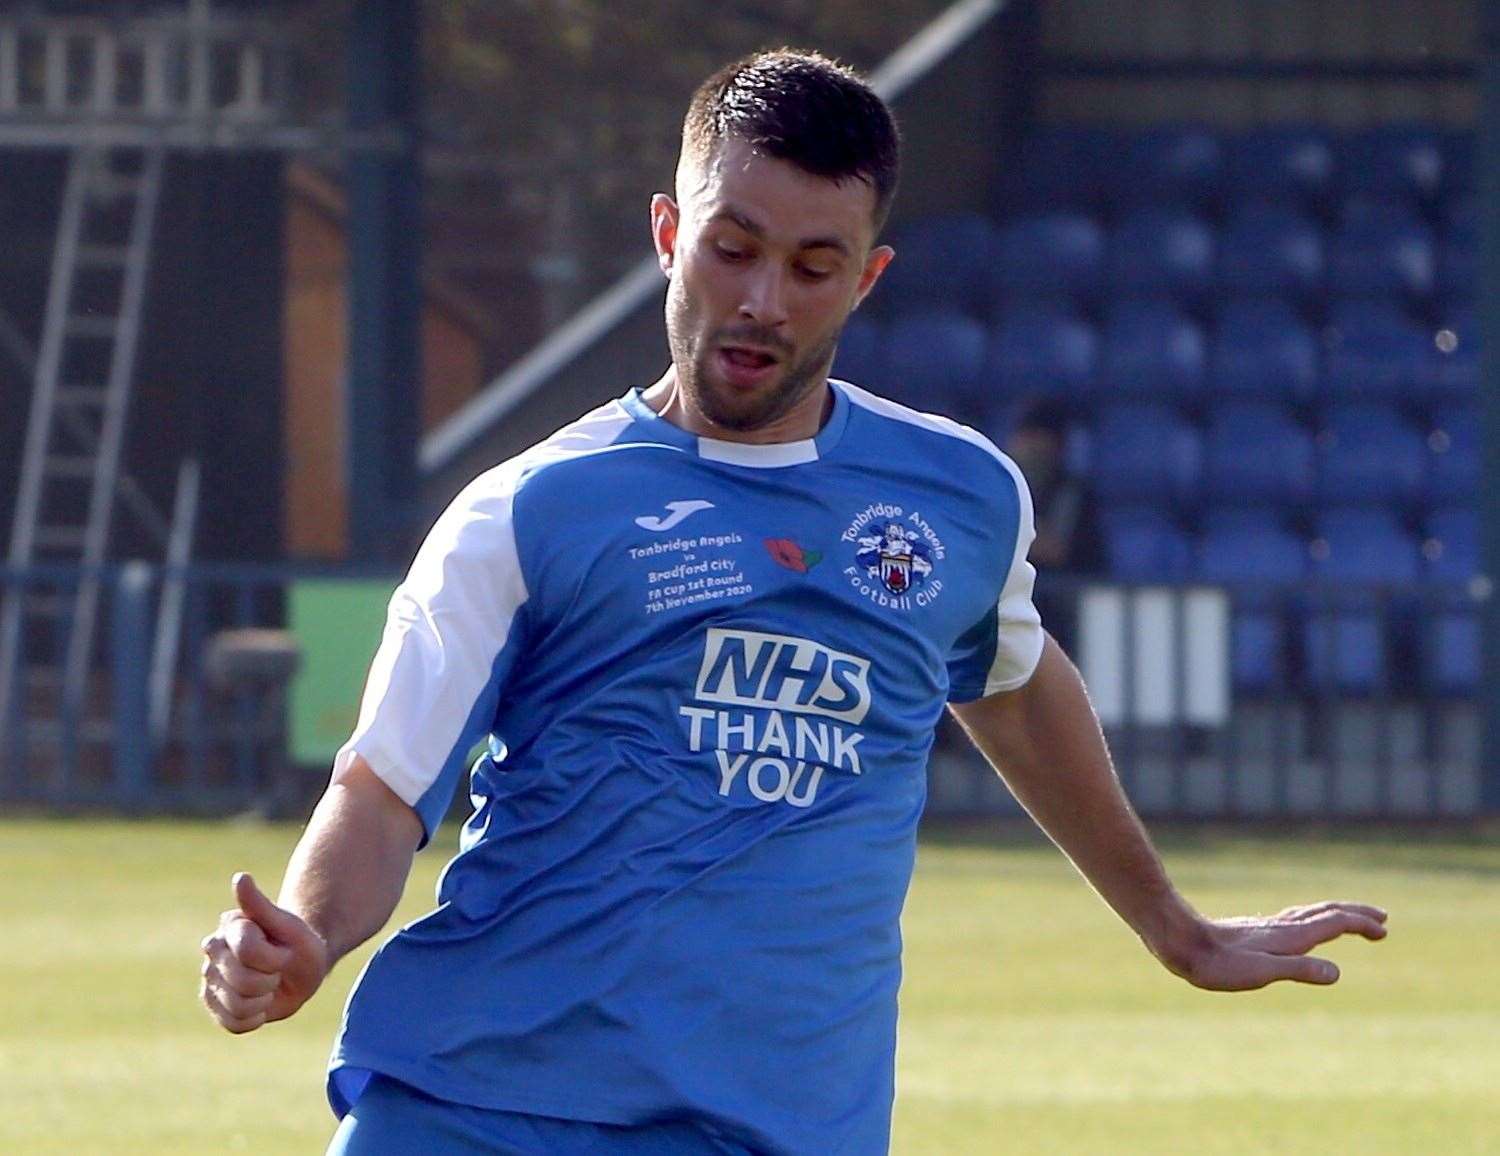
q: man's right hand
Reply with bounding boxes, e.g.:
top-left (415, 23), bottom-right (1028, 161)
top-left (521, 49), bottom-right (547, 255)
top-left (200, 871), bottom-right (331, 1034)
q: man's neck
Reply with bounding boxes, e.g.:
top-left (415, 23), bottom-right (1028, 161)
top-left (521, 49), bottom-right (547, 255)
top-left (640, 368), bottom-right (833, 444)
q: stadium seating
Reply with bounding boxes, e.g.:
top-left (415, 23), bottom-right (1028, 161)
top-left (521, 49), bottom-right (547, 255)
top-left (1118, 125), bottom-right (1225, 209)
top-left (1098, 299), bottom-right (1206, 399)
top-left (1316, 403), bottom-right (1427, 509)
top-left (1423, 306), bottom-right (1478, 402)
top-left (1209, 298), bottom-right (1319, 404)
top-left (1196, 510), bottom-right (1308, 691)
top-left (882, 308), bottom-right (987, 415)
top-left (1326, 198), bottom-right (1435, 300)
top-left (1443, 129), bottom-right (1475, 195)
top-left (1339, 125), bottom-right (1445, 206)
top-left (986, 304), bottom-right (1097, 401)
top-left (1426, 507), bottom-right (1478, 581)
top-left (872, 121), bottom-right (1480, 704)
top-left (879, 212), bottom-right (997, 314)
top-left (1322, 299), bottom-right (1430, 403)
top-left (1202, 402), bottom-right (1315, 506)
top-left (1090, 403), bottom-right (1201, 505)
top-left (1108, 207), bottom-right (1215, 301)
top-left (1304, 508), bottom-right (1422, 692)
top-left (1424, 508), bottom-right (1479, 694)
top-left (1224, 125), bottom-right (1335, 211)
top-left (1428, 404), bottom-right (1479, 505)
top-left (1217, 205), bottom-right (1325, 302)
top-left (1005, 125), bottom-right (1122, 212)
top-left (1435, 195), bottom-right (1477, 302)
top-left (1098, 504), bottom-right (1193, 581)
top-left (992, 211), bottom-right (1105, 303)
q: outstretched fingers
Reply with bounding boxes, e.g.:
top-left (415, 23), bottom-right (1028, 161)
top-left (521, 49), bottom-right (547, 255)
top-left (1279, 901), bottom-right (1389, 927)
top-left (1270, 907), bottom-right (1389, 955)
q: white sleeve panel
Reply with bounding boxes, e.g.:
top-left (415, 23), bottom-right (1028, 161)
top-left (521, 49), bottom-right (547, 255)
top-left (334, 466), bottom-right (530, 809)
top-left (983, 454), bottom-right (1045, 696)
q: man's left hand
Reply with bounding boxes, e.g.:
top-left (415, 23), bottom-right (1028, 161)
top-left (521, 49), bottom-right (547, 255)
top-left (1152, 902), bottom-right (1389, 992)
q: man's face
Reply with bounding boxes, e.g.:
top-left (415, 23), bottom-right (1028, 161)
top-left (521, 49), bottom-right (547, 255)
top-left (651, 137), bottom-right (893, 437)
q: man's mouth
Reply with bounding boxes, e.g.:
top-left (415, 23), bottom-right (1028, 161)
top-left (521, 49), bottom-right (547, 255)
top-left (716, 345), bottom-right (782, 388)
top-left (720, 346), bottom-right (778, 370)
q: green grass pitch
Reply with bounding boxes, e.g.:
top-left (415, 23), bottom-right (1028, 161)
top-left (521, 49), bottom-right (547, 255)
top-left (1, 817), bottom-right (1496, 1154)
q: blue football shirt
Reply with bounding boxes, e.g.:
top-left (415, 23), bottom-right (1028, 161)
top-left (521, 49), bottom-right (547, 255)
top-left (328, 380), bottom-right (1043, 1154)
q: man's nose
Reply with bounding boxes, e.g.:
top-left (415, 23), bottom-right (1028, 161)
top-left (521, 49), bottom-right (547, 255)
top-left (738, 265), bottom-right (789, 327)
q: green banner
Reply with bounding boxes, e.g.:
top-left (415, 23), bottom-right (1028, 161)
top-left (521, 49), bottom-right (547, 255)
top-left (288, 579), bottom-right (394, 766)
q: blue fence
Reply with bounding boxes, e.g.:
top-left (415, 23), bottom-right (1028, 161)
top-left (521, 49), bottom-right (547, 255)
top-left (0, 562), bottom-right (1491, 819)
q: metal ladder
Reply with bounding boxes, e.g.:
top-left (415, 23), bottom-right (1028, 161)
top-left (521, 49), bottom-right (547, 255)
top-left (0, 144), bottom-right (168, 793)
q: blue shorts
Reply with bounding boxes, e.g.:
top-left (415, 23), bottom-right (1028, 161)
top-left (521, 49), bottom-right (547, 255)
top-left (326, 1074), bottom-right (752, 1155)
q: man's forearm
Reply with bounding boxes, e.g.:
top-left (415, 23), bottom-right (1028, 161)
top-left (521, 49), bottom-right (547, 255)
top-left (949, 635), bottom-right (1211, 969)
top-left (277, 757), bottom-right (424, 967)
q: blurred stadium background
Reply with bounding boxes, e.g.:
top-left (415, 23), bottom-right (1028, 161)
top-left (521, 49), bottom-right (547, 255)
top-left (1, 0), bottom-right (1494, 822)
top-left (0, 1), bottom-right (1497, 1152)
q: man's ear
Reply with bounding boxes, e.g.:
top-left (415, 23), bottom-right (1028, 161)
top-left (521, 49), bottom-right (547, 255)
top-left (853, 244), bottom-right (894, 310)
top-left (651, 193), bottom-right (680, 277)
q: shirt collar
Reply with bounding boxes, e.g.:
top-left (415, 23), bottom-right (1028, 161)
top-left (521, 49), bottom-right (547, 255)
top-left (619, 381), bottom-right (850, 468)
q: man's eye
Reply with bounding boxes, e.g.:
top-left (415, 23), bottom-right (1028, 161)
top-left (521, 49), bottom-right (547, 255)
top-left (797, 265), bottom-right (833, 281)
top-left (715, 244), bottom-right (750, 262)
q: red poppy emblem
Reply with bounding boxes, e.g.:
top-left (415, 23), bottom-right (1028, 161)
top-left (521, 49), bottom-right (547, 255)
top-left (764, 538), bottom-right (822, 573)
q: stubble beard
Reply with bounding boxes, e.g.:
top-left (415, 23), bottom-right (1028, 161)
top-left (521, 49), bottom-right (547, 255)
top-left (666, 288), bottom-right (841, 434)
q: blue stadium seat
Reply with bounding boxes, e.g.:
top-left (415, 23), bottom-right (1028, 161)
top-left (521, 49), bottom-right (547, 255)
top-left (1202, 403), bottom-right (1315, 506)
top-left (1422, 306), bottom-right (1478, 402)
top-left (1427, 608), bottom-right (1480, 695)
top-left (987, 304), bottom-right (1097, 399)
top-left (1304, 509), bottom-right (1421, 693)
top-left (1316, 403), bottom-right (1426, 509)
top-left (1118, 126), bottom-right (1225, 209)
top-left (1327, 198), bottom-right (1435, 300)
top-left (1312, 508), bottom-right (1422, 583)
top-left (1098, 504), bottom-right (1193, 581)
top-left (1443, 130), bottom-right (1474, 195)
top-left (992, 212), bottom-right (1105, 304)
top-left (1223, 126), bottom-right (1335, 210)
top-left (1217, 205), bottom-right (1324, 301)
top-left (1098, 300), bottom-right (1206, 399)
top-left (1107, 207), bottom-right (1215, 300)
top-left (1423, 508), bottom-right (1479, 695)
top-left (1209, 298), bottom-right (1319, 404)
top-left (833, 313), bottom-right (883, 390)
top-left (1339, 126), bottom-right (1445, 205)
top-left (882, 309), bottom-right (988, 415)
top-left (1426, 508), bottom-right (1477, 581)
top-left (1435, 196), bottom-right (1477, 302)
top-left (1322, 300), bottom-right (1429, 403)
top-left (1005, 125), bottom-right (1124, 212)
top-left (879, 212), bottom-right (997, 314)
top-left (1428, 404), bottom-right (1479, 505)
top-left (1195, 511), bottom-right (1307, 692)
top-left (1090, 403), bottom-right (1201, 506)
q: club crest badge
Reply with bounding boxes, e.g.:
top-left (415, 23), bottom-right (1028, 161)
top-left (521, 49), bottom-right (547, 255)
top-left (856, 522), bottom-right (932, 594)
top-left (840, 502), bottom-right (947, 610)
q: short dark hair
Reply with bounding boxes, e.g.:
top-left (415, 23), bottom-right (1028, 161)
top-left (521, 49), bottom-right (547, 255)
top-left (682, 49), bottom-right (901, 232)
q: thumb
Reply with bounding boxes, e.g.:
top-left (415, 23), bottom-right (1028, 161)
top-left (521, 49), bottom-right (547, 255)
top-left (233, 872), bottom-right (305, 944)
top-left (1281, 954), bottom-right (1340, 986)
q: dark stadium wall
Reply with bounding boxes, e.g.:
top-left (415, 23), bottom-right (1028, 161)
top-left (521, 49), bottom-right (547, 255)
top-left (0, 150), bottom-right (285, 567)
top-left (0, 151), bottom-right (68, 559)
top-left (132, 152), bottom-right (287, 564)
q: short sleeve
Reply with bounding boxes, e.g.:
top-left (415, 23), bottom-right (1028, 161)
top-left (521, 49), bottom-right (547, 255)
top-left (333, 466), bottom-right (532, 845)
top-left (946, 453), bottom-right (1045, 701)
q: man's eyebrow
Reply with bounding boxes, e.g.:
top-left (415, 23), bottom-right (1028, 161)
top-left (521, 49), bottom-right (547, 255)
top-left (707, 206), bottom-right (851, 257)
